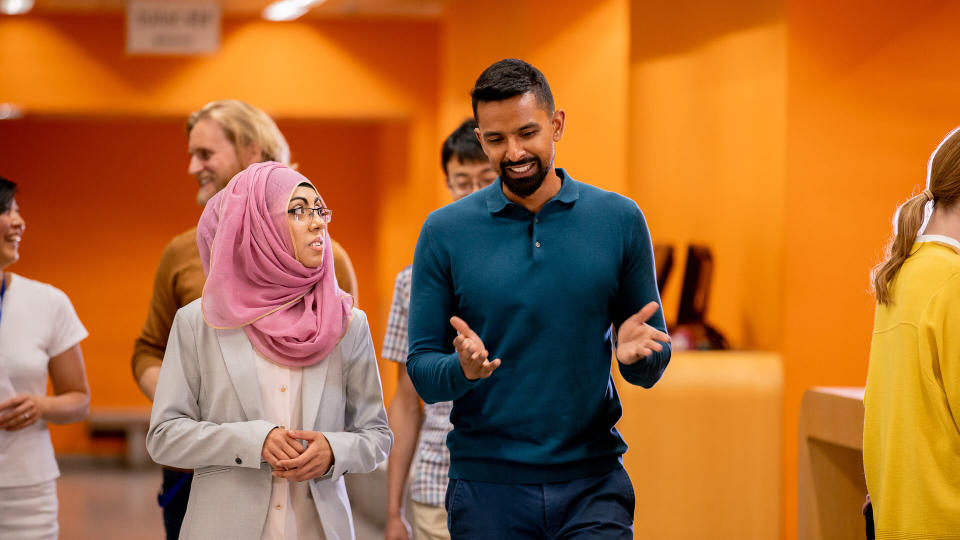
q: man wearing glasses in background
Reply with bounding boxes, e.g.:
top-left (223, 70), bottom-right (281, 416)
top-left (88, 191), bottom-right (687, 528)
top-left (130, 100), bottom-right (358, 540)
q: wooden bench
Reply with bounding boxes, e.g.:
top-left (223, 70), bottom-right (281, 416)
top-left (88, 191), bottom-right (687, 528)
top-left (87, 406), bottom-right (152, 466)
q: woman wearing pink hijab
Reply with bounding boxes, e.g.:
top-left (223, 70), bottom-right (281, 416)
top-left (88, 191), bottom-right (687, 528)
top-left (147, 162), bottom-right (391, 540)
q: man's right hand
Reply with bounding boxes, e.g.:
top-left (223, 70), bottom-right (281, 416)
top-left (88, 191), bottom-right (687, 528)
top-left (137, 365), bottom-right (161, 402)
top-left (261, 427), bottom-right (304, 469)
top-left (384, 513), bottom-right (412, 540)
top-left (450, 316), bottom-right (501, 381)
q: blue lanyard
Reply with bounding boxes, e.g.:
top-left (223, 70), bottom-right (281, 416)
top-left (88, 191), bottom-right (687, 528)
top-left (0, 274), bottom-right (5, 328)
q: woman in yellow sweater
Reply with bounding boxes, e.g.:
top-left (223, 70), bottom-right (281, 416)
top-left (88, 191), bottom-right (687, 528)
top-left (865, 126), bottom-right (960, 539)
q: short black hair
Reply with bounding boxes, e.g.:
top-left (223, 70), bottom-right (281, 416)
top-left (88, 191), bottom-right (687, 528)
top-left (471, 59), bottom-right (554, 120)
top-left (441, 119), bottom-right (488, 176)
top-left (0, 176), bottom-right (15, 214)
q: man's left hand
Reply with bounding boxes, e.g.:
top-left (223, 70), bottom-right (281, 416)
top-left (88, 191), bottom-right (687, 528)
top-left (616, 301), bottom-right (671, 365)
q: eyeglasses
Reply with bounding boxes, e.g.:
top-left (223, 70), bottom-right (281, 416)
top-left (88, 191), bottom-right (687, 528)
top-left (287, 206), bottom-right (333, 224)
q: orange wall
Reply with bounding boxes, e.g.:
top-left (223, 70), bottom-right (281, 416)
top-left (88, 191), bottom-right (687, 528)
top-left (440, 0), bottom-right (629, 195)
top-left (442, 0), bottom-right (785, 351)
top-left (0, 13), bottom-right (442, 449)
top-left (0, 15), bottom-right (437, 119)
top-left (629, 1), bottom-right (786, 352)
top-left (782, 0), bottom-right (960, 537)
top-left (0, 117), bottom-right (391, 452)
top-left (0, 13), bottom-right (444, 311)
top-left (627, 1), bottom-right (788, 536)
top-left (0, 15), bottom-right (444, 302)
top-left (624, 1), bottom-right (960, 536)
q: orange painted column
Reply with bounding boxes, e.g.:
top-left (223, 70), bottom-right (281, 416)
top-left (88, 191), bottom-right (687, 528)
top-left (440, 0), bottom-right (629, 194)
top-left (628, 0), bottom-right (786, 352)
top-left (783, 1), bottom-right (960, 537)
top-left (628, 2), bottom-right (788, 536)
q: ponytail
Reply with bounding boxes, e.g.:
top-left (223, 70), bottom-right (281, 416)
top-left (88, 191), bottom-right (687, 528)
top-left (873, 192), bottom-right (931, 305)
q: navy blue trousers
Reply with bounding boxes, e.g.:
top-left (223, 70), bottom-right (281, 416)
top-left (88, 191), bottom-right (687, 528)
top-left (445, 466), bottom-right (635, 539)
top-left (159, 468), bottom-right (192, 540)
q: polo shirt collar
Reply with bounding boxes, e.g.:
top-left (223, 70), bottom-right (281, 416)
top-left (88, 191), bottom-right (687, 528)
top-left (485, 167), bottom-right (581, 214)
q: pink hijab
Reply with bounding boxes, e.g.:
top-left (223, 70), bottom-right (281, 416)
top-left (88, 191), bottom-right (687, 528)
top-left (197, 162), bottom-right (353, 367)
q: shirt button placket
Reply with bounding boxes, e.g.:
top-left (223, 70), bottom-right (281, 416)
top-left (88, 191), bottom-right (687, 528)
top-left (534, 216), bottom-right (541, 249)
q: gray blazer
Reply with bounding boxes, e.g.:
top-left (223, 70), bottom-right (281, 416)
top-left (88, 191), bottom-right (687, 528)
top-left (146, 300), bottom-right (392, 540)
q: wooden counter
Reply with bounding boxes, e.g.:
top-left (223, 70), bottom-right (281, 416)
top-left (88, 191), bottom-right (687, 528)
top-left (615, 350), bottom-right (782, 539)
top-left (797, 386), bottom-right (866, 540)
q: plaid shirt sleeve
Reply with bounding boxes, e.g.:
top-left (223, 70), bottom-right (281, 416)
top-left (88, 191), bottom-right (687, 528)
top-left (383, 265), bottom-right (452, 506)
top-left (382, 265), bottom-right (412, 364)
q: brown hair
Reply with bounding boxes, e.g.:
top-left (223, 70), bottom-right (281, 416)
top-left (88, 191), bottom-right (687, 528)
top-left (186, 100), bottom-right (290, 165)
top-left (873, 127), bottom-right (960, 304)
top-left (0, 176), bottom-right (15, 214)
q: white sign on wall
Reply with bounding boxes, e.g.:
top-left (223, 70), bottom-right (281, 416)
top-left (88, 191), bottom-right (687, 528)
top-left (126, 1), bottom-right (220, 55)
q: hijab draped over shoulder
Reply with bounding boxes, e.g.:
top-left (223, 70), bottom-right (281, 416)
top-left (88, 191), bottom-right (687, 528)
top-left (197, 161), bottom-right (353, 367)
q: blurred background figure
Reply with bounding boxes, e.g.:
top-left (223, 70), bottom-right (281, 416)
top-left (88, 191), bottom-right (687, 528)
top-left (146, 163), bottom-right (390, 540)
top-left (864, 127), bottom-right (960, 539)
top-left (383, 119), bottom-right (496, 540)
top-left (0, 176), bottom-right (90, 539)
top-left (130, 99), bottom-right (359, 539)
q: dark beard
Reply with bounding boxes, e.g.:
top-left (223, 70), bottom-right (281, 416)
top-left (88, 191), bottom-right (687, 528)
top-left (500, 157), bottom-right (547, 198)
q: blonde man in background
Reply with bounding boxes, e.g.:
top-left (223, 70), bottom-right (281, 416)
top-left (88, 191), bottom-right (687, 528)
top-left (131, 100), bottom-right (358, 540)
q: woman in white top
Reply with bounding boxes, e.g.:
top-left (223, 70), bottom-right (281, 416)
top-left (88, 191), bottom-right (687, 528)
top-left (0, 176), bottom-right (91, 539)
top-left (146, 162), bottom-right (391, 540)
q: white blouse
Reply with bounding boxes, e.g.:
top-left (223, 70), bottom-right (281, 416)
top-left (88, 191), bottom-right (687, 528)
top-left (0, 273), bottom-right (87, 487)
top-left (254, 353), bottom-right (325, 540)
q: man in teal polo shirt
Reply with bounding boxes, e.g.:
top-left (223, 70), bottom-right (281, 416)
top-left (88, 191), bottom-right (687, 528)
top-left (406, 58), bottom-right (672, 538)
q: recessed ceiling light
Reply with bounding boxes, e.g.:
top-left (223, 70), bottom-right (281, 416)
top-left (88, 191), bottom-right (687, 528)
top-left (0, 0), bottom-right (34, 15)
top-left (262, 0), bottom-right (325, 22)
